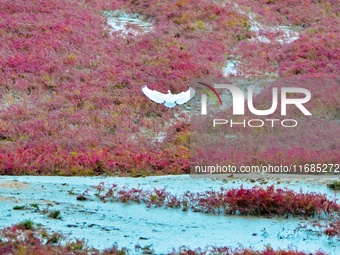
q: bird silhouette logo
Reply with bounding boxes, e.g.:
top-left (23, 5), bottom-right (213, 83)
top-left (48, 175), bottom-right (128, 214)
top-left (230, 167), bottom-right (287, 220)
top-left (142, 86), bottom-right (196, 108)
top-left (142, 82), bottom-right (223, 109)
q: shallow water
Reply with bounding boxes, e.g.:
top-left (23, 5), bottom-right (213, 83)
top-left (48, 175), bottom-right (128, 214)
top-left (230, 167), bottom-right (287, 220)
top-left (0, 175), bottom-right (338, 254)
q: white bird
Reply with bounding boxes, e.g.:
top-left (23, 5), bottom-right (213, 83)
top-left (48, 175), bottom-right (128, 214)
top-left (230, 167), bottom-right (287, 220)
top-left (142, 86), bottom-right (196, 108)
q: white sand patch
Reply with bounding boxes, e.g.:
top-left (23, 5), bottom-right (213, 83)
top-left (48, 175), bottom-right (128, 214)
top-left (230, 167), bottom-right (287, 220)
top-left (104, 10), bottom-right (152, 36)
top-left (240, 8), bottom-right (300, 45)
top-left (222, 60), bottom-right (239, 77)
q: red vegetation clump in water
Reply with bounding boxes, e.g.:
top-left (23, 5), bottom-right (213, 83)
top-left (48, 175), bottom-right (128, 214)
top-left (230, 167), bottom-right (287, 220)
top-left (0, 221), bottom-right (329, 255)
top-left (0, 222), bottom-right (127, 254)
top-left (91, 182), bottom-right (339, 218)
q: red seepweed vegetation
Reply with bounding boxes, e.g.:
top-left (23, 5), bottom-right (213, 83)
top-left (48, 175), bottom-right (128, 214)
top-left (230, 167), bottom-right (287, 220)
top-left (90, 183), bottom-right (339, 218)
top-left (0, 0), bottom-right (338, 175)
top-left (0, 222), bottom-right (330, 255)
top-left (169, 246), bottom-right (329, 255)
top-left (0, 222), bottom-right (127, 255)
top-left (0, 0), bottom-right (247, 175)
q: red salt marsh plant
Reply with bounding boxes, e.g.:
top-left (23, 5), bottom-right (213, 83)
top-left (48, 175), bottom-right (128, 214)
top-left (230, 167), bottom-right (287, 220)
top-left (324, 219), bottom-right (340, 240)
top-left (0, 0), bottom-right (339, 175)
top-left (0, 222), bottom-right (329, 255)
top-left (90, 183), bottom-right (339, 218)
top-left (0, 0), bottom-right (250, 175)
top-left (233, 0), bottom-right (339, 77)
top-left (278, 32), bottom-right (340, 77)
top-left (169, 246), bottom-right (329, 255)
top-left (235, 26), bottom-right (339, 77)
top-left (0, 221), bottom-right (128, 255)
top-left (236, 0), bottom-right (339, 27)
top-left (309, 218), bottom-right (340, 240)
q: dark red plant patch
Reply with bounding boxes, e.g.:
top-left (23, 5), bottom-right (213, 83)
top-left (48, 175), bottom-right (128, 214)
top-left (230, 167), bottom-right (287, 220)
top-left (169, 246), bottom-right (328, 255)
top-left (0, 222), bottom-right (127, 254)
top-left (0, 222), bottom-right (330, 255)
top-left (0, 0), bottom-right (338, 175)
top-left (90, 183), bottom-right (339, 218)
